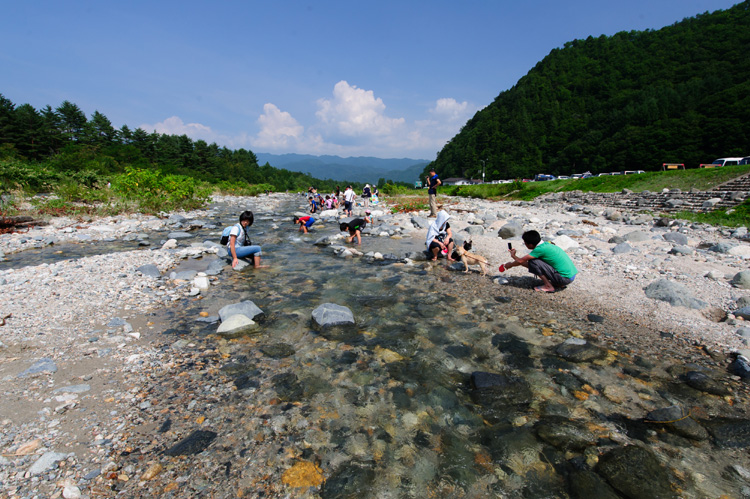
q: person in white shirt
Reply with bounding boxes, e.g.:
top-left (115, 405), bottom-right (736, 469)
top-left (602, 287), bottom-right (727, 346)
top-left (343, 185), bottom-right (356, 216)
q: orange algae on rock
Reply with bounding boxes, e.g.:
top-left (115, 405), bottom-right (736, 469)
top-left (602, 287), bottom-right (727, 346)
top-left (282, 461), bottom-right (325, 488)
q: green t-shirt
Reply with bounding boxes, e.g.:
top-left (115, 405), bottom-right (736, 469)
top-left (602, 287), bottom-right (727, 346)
top-left (529, 241), bottom-right (578, 279)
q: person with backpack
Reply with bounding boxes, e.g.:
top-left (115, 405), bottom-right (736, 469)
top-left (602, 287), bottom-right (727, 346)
top-left (226, 211), bottom-right (266, 269)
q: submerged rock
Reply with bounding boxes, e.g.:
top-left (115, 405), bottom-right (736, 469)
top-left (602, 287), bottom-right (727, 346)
top-left (470, 371), bottom-right (532, 419)
top-left (597, 445), bottom-right (678, 499)
top-left (555, 338), bottom-right (606, 363)
top-left (164, 430), bottom-right (217, 456)
top-left (644, 406), bottom-right (709, 441)
top-left (682, 371), bottom-right (730, 396)
top-left (534, 416), bottom-right (598, 451)
top-left (706, 419), bottom-right (750, 448)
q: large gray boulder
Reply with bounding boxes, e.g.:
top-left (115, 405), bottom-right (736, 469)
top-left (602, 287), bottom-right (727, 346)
top-left (623, 230), bottom-right (650, 242)
top-left (731, 270), bottom-right (750, 289)
top-left (497, 223), bottom-right (523, 239)
top-left (312, 303), bottom-right (355, 328)
top-left (644, 279), bottom-right (706, 310)
top-left (410, 216), bottom-right (430, 229)
top-left (662, 232), bottom-right (688, 245)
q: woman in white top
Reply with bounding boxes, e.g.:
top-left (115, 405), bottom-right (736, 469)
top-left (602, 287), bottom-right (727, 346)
top-left (227, 211), bottom-right (267, 269)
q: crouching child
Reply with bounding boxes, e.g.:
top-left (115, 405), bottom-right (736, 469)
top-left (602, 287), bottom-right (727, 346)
top-left (293, 215), bottom-right (315, 233)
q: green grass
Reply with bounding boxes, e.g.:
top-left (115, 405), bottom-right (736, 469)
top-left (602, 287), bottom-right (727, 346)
top-left (670, 199), bottom-right (750, 228)
top-left (443, 164), bottom-right (750, 201)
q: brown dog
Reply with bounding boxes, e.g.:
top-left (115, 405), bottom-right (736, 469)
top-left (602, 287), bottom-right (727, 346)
top-left (455, 245), bottom-right (489, 276)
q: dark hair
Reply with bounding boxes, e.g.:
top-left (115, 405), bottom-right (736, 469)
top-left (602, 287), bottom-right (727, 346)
top-left (293, 216), bottom-right (300, 223)
top-left (239, 211), bottom-right (254, 226)
top-left (339, 222), bottom-right (349, 232)
top-left (522, 230), bottom-right (541, 247)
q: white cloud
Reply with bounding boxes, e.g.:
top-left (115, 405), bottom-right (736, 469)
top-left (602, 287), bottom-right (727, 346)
top-left (314, 81), bottom-right (405, 139)
top-left (138, 116), bottom-right (216, 142)
top-left (254, 103), bottom-right (304, 150)
top-left (430, 98), bottom-right (471, 122)
top-left (140, 86), bottom-right (480, 159)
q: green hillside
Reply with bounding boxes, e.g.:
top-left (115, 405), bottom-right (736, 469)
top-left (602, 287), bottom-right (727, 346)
top-left (430, 1), bottom-right (750, 181)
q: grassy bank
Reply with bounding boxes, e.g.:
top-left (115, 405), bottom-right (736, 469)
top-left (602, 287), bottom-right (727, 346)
top-left (0, 160), bottom-right (274, 219)
top-left (388, 165), bottom-right (750, 227)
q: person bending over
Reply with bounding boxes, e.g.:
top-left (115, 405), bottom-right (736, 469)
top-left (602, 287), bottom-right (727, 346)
top-left (293, 215), bottom-right (315, 233)
top-left (501, 230), bottom-right (577, 292)
top-left (228, 210), bottom-right (267, 269)
top-left (339, 217), bottom-right (368, 245)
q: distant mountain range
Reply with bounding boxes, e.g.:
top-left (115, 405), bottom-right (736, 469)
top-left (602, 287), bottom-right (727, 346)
top-left (255, 153), bottom-right (430, 184)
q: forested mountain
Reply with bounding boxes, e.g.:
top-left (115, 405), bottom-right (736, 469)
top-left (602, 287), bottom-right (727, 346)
top-left (430, 1), bottom-right (750, 180)
top-left (255, 152), bottom-right (429, 184)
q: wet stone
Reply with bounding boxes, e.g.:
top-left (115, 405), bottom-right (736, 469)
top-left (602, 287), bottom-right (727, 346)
top-left (321, 462), bottom-right (376, 498)
top-left (706, 419), bottom-right (750, 448)
top-left (272, 372), bottom-right (304, 401)
top-left (444, 344), bottom-right (472, 359)
top-left (163, 430), bottom-right (217, 456)
top-left (682, 371), bottom-right (730, 396)
top-left (470, 371), bottom-right (533, 420)
top-left (597, 445), bottom-right (679, 499)
top-left (555, 338), bottom-right (607, 363)
top-left (492, 333), bottom-right (533, 369)
top-left (569, 470), bottom-right (621, 499)
top-left (260, 343), bottom-right (296, 358)
top-left (644, 406), bottom-right (709, 441)
top-left (535, 416), bottom-right (598, 451)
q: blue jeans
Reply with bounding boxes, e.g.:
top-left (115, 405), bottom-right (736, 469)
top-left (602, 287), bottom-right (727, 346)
top-left (235, 245), bottom-right (262, 259)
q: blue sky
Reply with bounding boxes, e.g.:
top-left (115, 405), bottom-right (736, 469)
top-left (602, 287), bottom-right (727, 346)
top-left (1, 0), bottom-right (739, 160)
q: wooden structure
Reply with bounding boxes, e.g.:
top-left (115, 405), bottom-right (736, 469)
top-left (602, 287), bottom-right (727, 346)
top-left (661, 163), bottom-right (685, 170)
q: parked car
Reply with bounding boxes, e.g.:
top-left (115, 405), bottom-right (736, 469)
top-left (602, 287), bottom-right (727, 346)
top-left (557, 175), bottom-right (570, 180)
top-left (712, 157), bottom-right (743, 166)
top-left (534, 174), bottom-right (556, 181)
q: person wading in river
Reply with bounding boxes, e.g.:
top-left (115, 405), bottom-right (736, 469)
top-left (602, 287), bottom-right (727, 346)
top-left (228, 211), bottom-right (268, 269)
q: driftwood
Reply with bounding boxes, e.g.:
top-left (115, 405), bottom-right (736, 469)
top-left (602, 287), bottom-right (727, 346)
top-left (0, 216), bottom-right (47, 234)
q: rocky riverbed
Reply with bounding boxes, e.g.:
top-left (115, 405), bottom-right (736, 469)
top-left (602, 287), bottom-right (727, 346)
top-left (1, 192), bottom-right (750, 498)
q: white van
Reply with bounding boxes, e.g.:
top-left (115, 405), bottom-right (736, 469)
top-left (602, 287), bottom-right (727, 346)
top-left (712, 157), bottom-right (743, 166)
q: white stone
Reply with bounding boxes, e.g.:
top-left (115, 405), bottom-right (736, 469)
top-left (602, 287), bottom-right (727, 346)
top-left (217, 314), bottom-right (256, 333)
top-left (193, 276), bottom-right (210, 289)
top-left (161, 239), bottom-right (178, 250)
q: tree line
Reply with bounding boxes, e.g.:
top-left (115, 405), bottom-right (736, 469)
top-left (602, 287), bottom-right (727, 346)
top-left (428, 0), bottom-right (750, 181)
top-left (0, 95), bottom-right (356, 193)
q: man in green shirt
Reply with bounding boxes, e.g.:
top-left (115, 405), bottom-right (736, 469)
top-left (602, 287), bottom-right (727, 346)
top-left (500, 230), bottom-right (577, 292)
